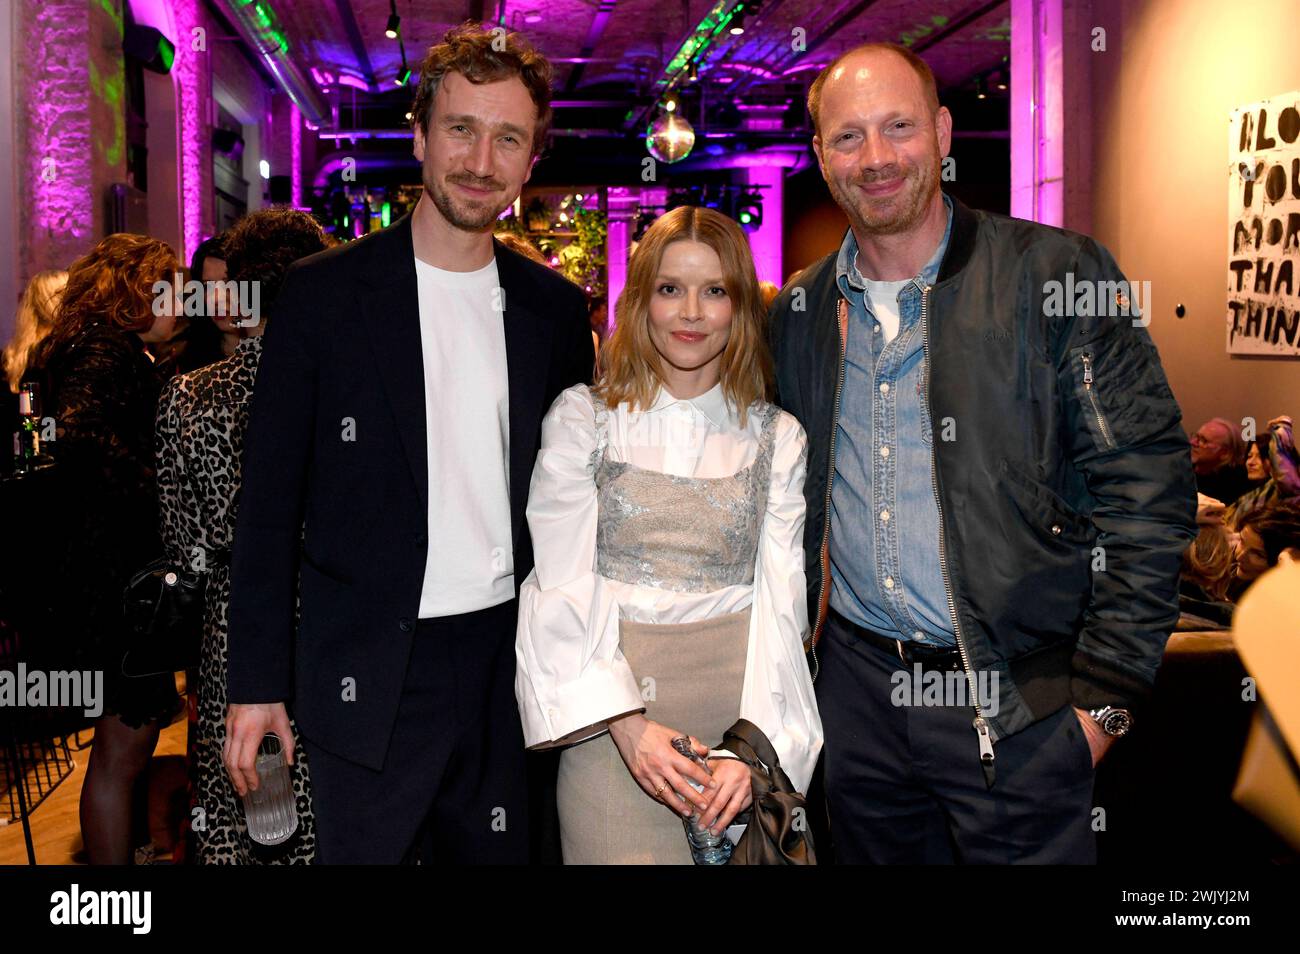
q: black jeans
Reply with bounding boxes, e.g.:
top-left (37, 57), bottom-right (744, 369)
top-left (302, 599), bottom-right (530, 864)
top-left (817, 609), bottom-right (1097, 864)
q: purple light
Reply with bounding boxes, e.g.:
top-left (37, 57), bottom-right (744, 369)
top-left (290, 103), bottom-right (302, 207)
top-left (1010, 0), bottom-right (1063, 225)
top-left (605, 187), bottom-right (639, 336)
top-left (525, 14), bottom-right (543, 23)
top-left (172, 0), bottom-right (205, 261)
top-left (742, 165), bottom-right (783, 285)
top-left (126, 0), bottom-right (177, 38)
top-left (336, 73), bottom-right (370, 92)
top-left (30, 1), bottom-right (93, 238)
top-left (725, 64), bottom-right (779, 80)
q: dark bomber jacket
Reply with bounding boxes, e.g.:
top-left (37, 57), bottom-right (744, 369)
top-left (769, 193), bottom-right (1197, 754)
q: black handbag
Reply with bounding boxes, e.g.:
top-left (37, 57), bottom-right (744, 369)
top-left (120, 555), bottom-right (205, 677)
top-left (720, 719), bottom-right (817, 865)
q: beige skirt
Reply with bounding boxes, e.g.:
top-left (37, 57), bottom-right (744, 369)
top-left (558, 607), bottom-right (750, 865)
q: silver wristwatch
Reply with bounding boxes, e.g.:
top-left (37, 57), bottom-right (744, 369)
top-left (1088, 705), bottom-right (1133, 738)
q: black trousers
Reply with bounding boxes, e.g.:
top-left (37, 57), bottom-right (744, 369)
top-left (302, 599), bottom-right (531, 864)
top-left (817, 610), bottom-right (1097, 864)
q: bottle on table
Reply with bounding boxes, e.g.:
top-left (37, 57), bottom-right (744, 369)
top-left (12, 380), bottom-right (46, 475)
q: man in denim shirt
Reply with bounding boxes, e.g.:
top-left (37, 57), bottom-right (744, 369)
top-left (769, 42), bottom-right (1195, 863)
top-left (829, 196), bottom-right (954, 650)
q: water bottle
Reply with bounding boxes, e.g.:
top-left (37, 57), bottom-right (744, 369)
top-left (241, 733), bottom-right (299, 846)
top-left (671, 736), bottom-right (732, 865)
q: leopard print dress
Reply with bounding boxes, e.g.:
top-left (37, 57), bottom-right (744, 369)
top-left (156, 336), bottom-right (316, 864)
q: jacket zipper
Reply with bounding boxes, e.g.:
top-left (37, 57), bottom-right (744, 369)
top-left (920, 283), bottom-right (998, 786)
top-left (1080, 352), bottom-right (1117, 449)
top-left (809, 298), bottom-right (847, 681)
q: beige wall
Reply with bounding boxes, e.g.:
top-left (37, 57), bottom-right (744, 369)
top-left (1088, 0), bottom-right (1299, 435)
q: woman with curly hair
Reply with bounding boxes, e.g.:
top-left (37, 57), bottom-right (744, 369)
top-left (156, 209), bottom-right (328, 863)
top-left (29, 233), bottom-right (183, 864)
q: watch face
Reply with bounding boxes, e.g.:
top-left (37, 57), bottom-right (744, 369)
top-left (1101, 709), bottom-right (1132, 737)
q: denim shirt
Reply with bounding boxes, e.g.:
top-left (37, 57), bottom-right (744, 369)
top-left (828, 195), bottom-right (955, 646)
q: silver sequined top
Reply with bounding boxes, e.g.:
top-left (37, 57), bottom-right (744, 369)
top-left (590, 393), bottom-right (780, 593)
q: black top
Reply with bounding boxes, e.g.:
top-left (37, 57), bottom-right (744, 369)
top-left (39, 323), bottom-right (163, 642)
top-left (1196, 464), bottom-right (1256, 507)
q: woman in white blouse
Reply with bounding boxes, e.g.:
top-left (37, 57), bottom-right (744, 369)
top-left (515, 206), bottom-right (823, 864)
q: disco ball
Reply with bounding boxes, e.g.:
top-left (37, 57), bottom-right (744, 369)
top-left (645, 112), bottom-right (696, 163)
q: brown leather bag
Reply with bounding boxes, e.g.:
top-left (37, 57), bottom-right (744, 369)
top-left (720, 719), bottom-right (816, 865)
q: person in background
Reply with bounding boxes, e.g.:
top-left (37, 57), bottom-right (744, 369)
top-left (1190, 417), bottom-right (1253, 506)
top-left (3, 269), bottom-right (67, 476)
top-left (155, 233), bottom-right (239, 378)
top-left (157, 209), bottom-right (328, 864)
top-left (4, 269), bottom-right (67, 393)
top-left (494, 230), bottom-right (604, 377)
top-left (1224, 416), bottom-right (1300, 529)
top-left (1177, 525), bottom-right (1236, 629)
top-left (516, 205), bottom-right (822, 864)
top-left (1232, 503), bottom-right (1300, 594)
top-left (586, 292), bottom-right (607, 375)
top-left (494, 230), bottom-right (546, 265)
top-left (29, 234), bottom-right (184, 865)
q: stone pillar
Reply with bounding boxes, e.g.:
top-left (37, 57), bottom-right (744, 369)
top-left (13, 0), bottom-right (126, 283)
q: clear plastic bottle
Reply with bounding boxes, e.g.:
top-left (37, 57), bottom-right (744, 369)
top-left (671, 736), bottom-right (732, 865)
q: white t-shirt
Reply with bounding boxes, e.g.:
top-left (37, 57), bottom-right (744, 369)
top-left (864, 277), bottom-right (912, 343)
top-left (413, 254), bottom-right (514, 617)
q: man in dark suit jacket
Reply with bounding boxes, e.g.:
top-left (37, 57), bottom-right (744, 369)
top-left (223, 25), bottom-right (591, 863)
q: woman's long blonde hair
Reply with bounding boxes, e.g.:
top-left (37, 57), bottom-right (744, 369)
top-left (595, 205), bottom-right (772, 424)
top-left (4, 270), bottom-right (67, 392)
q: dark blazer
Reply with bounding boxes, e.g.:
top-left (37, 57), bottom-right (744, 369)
top-left (226, 213), bottom-right (593, 770)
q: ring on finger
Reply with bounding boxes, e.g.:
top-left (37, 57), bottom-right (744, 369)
top-left (653, 780), bottom-right (668, 799)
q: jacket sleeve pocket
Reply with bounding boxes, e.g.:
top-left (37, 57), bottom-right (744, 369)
top-left (1065, 333), bottom-right (1180, 459)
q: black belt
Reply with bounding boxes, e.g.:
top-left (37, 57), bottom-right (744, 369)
top-left (830, 608), bottom-right (964, 672)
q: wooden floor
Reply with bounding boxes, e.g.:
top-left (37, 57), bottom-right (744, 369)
top-left (1, 683), bottom-right (190, 866)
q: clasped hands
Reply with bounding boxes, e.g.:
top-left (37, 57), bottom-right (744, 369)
top-left (608, 713), bottom-right (752, 836)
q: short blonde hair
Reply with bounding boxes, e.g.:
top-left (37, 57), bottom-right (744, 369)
top-left (595, 206), bottom-right (771, 424)
top-left (807, 42), bottom-right (940, 135)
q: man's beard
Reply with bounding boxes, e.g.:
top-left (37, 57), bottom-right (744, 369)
top-left (425, 171), bottom-right (510, 232)
top-left (831, 152), bottom-right (940, 237)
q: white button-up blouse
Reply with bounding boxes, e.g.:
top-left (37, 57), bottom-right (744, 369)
top-left (514, 382), bottom-right (824, 793)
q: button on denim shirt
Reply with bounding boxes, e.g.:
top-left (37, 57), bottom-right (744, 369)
top-left (828, 194), bottom-right (955, 647)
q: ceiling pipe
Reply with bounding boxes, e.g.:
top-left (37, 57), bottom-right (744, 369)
top-left (210, 0), bottom-right (330, 127)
